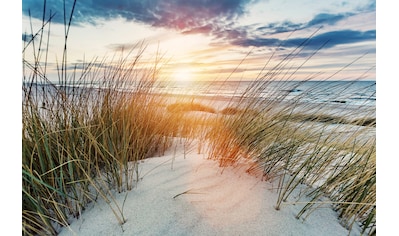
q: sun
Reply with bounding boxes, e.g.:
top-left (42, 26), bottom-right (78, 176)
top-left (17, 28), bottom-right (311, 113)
top-left (172, 68), bottom-right (194, 82)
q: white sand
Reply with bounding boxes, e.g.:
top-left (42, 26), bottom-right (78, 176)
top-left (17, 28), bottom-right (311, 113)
top-left (59, 140), bottom-right (361, 236)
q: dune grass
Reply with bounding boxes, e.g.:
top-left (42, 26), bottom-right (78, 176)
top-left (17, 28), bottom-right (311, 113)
top-left (167, 102), bottom-right (217, 114)
top-left (22, 3), bottom-right (178, 233)
top-left (206, 63), bottom-right (376, 235)
top-left (22, 2), bottom-right (375, 235)
top-left (22, 58), bottom-right (178, 235)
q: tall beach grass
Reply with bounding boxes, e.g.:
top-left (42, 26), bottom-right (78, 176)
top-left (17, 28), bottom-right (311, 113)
top-left (206, 53), bottom-right (375, 235)
top-left (22, 2), bottom-right (179, 233)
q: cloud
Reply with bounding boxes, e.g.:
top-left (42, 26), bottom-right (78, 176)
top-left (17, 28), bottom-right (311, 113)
top-left (256, 21), bottom-right (303, 34)
top-left (300, 30), bottom-right (376, 49)
top-left (255, 12), bottom-right (353, 36)
top-left (106, 43), bottom-right (139, 52)
top-left (182, 24), bottom-right (214, 35)
top-left (229, 7), bottom-right (375, 49)
top-left (22, 0), bottom-right (254, 29)
top-left (22, 33), bottom-right (34, 43)
top-left (357, 0), bottom-right (376, 12)
top-left (22, 0), bottom-right (375, 50)
top-left (22, 0), bottom-right (255, 48)
top-left (306, 13), bottom-right (350, 27)
top-left (149, 0), bottom-right (251, 30)
top-left (233, 30), bottom-right (376, 49)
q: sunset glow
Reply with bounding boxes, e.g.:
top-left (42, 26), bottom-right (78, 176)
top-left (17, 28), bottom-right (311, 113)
top-left (22, 0), bottom-right (376, 82)
top-left (172, 67), bottom-right (195, 82)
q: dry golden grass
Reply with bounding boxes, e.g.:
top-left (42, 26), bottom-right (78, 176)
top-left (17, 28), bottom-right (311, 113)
top-left (206, 79), bottom-right (375, 235)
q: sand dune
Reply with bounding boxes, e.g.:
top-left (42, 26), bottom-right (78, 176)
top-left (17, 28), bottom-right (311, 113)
top-left (59, 141), bottom-right (361, 236)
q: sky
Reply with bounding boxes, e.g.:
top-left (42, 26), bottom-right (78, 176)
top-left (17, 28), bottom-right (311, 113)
top-left (21, 0), bottom-right (376, 82)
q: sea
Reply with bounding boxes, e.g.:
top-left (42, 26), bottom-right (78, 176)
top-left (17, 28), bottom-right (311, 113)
top-left (157, 80), bottom-right (376, 107)
top-left (23, 80), bottom-right (376, 121)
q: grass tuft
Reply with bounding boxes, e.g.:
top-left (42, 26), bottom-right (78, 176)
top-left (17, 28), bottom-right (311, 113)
top-left (167, 102), bottom-right (216, 114)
